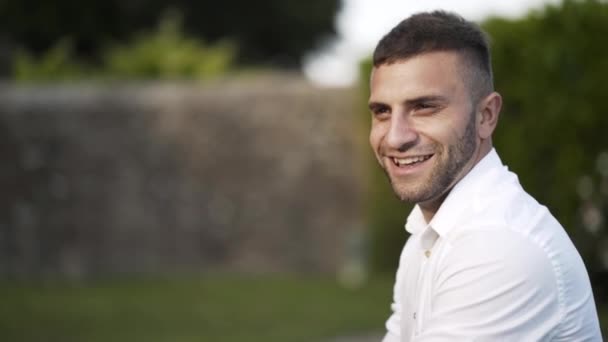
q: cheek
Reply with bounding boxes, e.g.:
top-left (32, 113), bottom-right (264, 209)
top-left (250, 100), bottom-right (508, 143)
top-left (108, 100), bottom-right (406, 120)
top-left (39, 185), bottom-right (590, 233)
top-left (417, 118), bottom-right (464, 145)
top-left (369, 124), bottom-right (384, 150)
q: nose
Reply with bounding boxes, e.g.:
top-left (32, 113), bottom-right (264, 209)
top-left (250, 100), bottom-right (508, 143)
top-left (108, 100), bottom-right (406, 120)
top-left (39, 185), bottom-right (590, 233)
top-left (386, 112), bottom-right (418, 152)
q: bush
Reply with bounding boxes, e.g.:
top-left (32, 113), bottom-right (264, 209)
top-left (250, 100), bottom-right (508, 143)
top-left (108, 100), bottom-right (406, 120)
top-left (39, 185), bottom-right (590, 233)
top-left (103, 11), bottom-right (235, 80)
top-left (361, 0), bottom-right (608, 279)
top-left (12, 11), bottom-right (235, 82)
top-left (13, 40), bottom-right (89, 82)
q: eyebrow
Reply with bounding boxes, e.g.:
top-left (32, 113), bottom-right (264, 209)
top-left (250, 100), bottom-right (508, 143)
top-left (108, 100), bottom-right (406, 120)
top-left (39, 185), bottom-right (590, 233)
top-left (368, 102), bottom-right (388, 111)
top-left (368, 95), bottom-right (448, 111)
top-left (405, 95), bottom-right (448, 106)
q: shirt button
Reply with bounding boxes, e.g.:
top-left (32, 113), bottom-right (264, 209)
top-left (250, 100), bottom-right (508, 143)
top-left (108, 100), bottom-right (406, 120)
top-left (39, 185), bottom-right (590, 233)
top-left (413, 312), bottom-right (417, 320)
top-left (424, 250), bottom-right (431, 258)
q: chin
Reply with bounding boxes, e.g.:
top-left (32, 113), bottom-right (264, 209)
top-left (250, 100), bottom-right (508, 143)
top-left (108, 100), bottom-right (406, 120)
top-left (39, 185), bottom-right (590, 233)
top-left (391, 183), bottom-right (428, 204)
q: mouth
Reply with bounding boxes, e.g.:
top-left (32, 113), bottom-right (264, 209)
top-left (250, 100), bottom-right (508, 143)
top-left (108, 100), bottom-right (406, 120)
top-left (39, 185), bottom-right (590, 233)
top-left (390, 154), bottom-right (434, 169)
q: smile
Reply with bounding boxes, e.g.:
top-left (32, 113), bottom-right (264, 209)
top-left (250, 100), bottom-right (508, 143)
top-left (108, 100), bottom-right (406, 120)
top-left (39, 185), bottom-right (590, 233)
top-left (391, 154), bottom-right (433, 167)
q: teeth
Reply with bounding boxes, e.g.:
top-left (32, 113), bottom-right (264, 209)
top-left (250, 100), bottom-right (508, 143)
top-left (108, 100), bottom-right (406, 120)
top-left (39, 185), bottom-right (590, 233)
top-left (393, 155), bottom-right (431, 166)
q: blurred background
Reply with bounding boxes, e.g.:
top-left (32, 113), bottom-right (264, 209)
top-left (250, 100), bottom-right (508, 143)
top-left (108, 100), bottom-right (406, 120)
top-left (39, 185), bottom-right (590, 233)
top-left (0, 0), bottom-right (606, 341)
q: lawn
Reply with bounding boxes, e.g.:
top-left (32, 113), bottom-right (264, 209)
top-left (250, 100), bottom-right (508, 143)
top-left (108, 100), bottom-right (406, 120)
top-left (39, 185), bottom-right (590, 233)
top-left (1, 273), bottom-right (605, 341)
top-left (0, 273), bottom-right (393, 342)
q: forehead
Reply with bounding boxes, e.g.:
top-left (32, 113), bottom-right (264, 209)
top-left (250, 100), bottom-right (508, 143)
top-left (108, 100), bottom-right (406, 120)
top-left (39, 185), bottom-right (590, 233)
top-left (369, 51), bottom-right (469, 102)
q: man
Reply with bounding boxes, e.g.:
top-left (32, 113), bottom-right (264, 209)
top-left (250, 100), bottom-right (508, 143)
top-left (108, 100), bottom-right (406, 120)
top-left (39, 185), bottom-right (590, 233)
top-left (368, 11), bottom-right (601, 341)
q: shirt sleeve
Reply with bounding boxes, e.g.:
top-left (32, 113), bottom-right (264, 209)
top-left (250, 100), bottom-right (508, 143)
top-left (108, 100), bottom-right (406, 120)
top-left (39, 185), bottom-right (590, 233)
top-left (413, 229), bottom-right (561, 341)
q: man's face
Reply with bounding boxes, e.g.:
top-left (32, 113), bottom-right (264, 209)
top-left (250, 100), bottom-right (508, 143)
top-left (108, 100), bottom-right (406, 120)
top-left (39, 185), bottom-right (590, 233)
top-left (368, 51), bottom-right (482, 207)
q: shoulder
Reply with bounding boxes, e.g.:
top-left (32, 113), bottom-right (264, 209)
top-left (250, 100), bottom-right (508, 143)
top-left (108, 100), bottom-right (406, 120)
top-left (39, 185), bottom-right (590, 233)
top-left (432, 222), bottom-right (600, 339)
top-left (446, 221), bottom-right (545, 254)
top-left (438, 227), bottom-right (556, 286)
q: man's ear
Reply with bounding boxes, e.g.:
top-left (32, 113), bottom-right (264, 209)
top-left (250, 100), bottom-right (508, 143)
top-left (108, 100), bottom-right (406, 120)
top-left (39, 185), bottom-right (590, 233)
top-left (477, 92), bottom-right (502, 139)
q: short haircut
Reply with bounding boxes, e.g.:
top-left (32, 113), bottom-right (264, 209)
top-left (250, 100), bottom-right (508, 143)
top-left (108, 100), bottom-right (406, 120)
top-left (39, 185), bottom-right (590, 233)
top-left (372, 10), bottom-right (493, 102)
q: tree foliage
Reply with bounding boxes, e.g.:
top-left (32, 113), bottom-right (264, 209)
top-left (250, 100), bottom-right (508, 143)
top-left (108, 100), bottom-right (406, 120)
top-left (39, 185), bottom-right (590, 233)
top-left (102, 12), bottom-right (234, 80)
top-left (0, 0), bottom-right (340, 72)
top-left (12, 13), bottom-right (235, 81)
top-left (362, 0), bottom-right (608, 281)
top-left (485, 0), bottom-right (608, 278)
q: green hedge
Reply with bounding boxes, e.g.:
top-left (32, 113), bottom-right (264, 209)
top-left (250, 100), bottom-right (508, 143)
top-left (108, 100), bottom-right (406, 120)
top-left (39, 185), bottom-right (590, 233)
top-left (361, 0), bottom-right (608, 280)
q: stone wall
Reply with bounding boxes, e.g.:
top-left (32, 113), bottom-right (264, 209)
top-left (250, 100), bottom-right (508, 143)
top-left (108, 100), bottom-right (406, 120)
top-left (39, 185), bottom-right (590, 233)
top-left (0, 75), bottom-right (367, 278)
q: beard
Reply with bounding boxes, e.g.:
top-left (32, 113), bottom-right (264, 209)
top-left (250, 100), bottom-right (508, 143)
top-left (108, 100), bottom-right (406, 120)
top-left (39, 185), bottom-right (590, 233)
top-left (384, 111), bottom-right (477, 204)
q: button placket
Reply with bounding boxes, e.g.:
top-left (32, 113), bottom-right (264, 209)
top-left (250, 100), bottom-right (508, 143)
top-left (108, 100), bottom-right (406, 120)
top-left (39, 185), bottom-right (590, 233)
top-left (415, 227), bottom-right (439, 336)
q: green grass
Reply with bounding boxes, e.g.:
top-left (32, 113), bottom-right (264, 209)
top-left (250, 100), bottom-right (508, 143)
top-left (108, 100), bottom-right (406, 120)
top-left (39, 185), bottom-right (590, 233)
top-left (0, 273), bottom-right (393, 342)
top-left (2, 273), bottom-right (605, 341)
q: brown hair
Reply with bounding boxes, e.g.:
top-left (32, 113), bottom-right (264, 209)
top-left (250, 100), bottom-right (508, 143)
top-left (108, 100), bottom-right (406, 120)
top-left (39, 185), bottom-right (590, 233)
top-left (373, 11), bottom-right (493, 101)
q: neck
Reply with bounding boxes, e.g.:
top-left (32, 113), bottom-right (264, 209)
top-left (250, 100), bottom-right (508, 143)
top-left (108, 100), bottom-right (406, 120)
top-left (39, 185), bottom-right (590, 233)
top-left (419, 193), bottom-right (448, 223)
top-left (418, 143), bottom-right (493, 224)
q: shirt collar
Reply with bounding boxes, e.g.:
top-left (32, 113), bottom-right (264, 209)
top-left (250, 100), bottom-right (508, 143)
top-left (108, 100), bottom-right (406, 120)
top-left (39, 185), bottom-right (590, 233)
top-left (404, 148), bottom-right (506, 238)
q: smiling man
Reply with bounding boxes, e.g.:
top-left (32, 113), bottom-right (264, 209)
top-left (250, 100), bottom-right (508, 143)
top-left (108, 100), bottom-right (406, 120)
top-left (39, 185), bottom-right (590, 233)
top-left (368, 11), bottom-right (601, 341)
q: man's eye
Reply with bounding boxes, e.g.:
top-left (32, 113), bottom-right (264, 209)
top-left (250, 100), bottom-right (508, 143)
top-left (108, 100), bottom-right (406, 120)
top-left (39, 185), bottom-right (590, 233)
top-left (372, 107), bottom-right (390, 117)
top-left (413, 103), bottom-right (439, 114)
top-left (415, 103), bottom-right (433, 110)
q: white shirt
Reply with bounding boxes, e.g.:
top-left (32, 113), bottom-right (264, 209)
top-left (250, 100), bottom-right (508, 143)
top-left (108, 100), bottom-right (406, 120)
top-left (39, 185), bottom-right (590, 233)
top-left (383, 149), bottom-right (601, 342)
